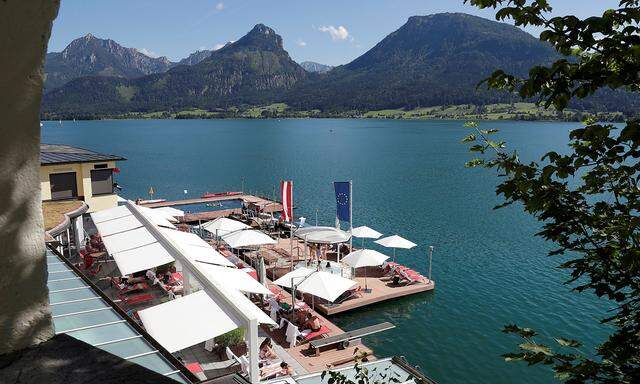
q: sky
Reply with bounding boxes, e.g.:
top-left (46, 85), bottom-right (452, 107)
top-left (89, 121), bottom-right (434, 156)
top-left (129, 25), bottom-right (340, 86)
top-left (49, 0), bottom-right (622, 66)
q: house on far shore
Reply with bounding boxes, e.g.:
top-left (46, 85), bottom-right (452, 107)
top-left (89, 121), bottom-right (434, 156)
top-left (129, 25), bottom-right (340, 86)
top-left (40, 143), bottom-right (125, 253)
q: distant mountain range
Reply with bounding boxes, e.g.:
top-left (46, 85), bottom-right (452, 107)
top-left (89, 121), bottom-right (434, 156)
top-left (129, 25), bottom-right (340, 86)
top-left (44, 34), bottom-right (212, 91)
top-left (42, 13), bottom-right (640, 117)
top-left (299, 61), bottom-right (333, 73)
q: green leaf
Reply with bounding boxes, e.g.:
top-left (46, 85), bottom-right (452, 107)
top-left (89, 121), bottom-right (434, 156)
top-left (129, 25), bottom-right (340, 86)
top-left (519, 343), bottom-right (552, 356)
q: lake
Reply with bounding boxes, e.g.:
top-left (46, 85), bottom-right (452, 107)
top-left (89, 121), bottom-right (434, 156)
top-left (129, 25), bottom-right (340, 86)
top-left (42, 119), bottom-right (610, 384)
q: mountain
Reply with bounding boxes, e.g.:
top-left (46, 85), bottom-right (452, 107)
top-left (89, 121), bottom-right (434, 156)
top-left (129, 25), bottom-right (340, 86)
top-left (42, 14), bottom-right (638, 117)
top-left (44, 34), bottom-right (175, 91)
top-left (287, 13), bottom-right (559, 111)
top-left (176, 50), bottom-right (213, 66)
top-left (43, 24), bottom-right (307, 115)
top-left (299, 61), bottom-right (333, 73)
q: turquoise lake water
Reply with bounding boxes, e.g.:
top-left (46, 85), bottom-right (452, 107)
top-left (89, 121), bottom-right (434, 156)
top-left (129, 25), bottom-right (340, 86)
top-left (42, 119), bottom-right (610, 383)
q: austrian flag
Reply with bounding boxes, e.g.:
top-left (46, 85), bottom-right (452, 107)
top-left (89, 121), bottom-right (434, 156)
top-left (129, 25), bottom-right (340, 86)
top-left (281, 180), bottom-right (293, 222)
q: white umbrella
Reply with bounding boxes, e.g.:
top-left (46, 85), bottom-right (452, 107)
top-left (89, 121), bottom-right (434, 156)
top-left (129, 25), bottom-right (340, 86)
top-left (273, 267), bottom-right (315, 289)
top-left (342, 249), bottom-right (389, 268)
top-left (294, 226), bottom-right (351, 244)
top-left (221, 229), bottom-right (276, 249)
top-left (351, 225), bottom-right (382, 248)
top-left (342, 249), bottom-right (389, 291)
top-left (375, 235), bottom-right (417, 262)
top-left (297, 271), bottom-right (357, 303)
top-left (201, 217), bottom-right (250, 236)
top-left (351, 226), bottom-right (382, 239)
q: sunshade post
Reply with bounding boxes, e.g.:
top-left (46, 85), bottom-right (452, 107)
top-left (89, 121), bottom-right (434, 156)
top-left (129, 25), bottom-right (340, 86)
top-left (304, 234), bottom-right (308, 267)
top-left (428, 245), bottom-right (434, 282)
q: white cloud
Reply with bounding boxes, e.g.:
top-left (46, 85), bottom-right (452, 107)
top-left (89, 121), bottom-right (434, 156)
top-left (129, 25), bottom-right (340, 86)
top-left (318, 25), bottom-right (349, 41)
top-left (216, 2), bottom-right (224, 11)
top-left (138, 48), bottom-right (158, 58)
top-left (297, 39), bottom-right (307, 47)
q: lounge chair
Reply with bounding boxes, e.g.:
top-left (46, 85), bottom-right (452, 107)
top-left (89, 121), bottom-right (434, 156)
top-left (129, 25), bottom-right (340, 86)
top-left (308, 322), bottom-right (395, 357)
top-left (336, 286), bottom-right (364, 303)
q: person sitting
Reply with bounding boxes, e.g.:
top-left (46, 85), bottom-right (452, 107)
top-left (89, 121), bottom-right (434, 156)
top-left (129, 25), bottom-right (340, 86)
top-left (277, 362), bottom-right (294, 377)
top-left (108, 276), bottom-right (144, 290)
top-left (259, 338), bottom-right (278, 361)
top-left (304, 312), bottom-right (322, 332)
top-left (145, 269), bottom-right (156, 282)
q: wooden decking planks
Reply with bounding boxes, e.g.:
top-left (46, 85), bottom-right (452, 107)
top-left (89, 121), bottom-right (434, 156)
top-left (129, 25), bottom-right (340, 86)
top-left (315, 276), bottom-right (435, 315)
top-left (262, 280), bottom-right (376, 374)
top-left (140, 193), bottom-right (283, 213)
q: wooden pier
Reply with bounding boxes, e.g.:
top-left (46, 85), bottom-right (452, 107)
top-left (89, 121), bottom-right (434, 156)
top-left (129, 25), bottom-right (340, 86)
top-left (314, 275), bottom-right (434, 315)
top-left (140, 193), bottom-right (283, 213)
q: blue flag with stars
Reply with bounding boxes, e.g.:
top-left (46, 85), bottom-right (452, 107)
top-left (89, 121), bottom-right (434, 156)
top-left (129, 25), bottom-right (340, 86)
top-left (334, 181), bottom-right (351, 223)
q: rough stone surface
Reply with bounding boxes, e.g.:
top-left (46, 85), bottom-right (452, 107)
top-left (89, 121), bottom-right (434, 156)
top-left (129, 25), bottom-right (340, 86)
top-left (0, 0), bottom-right (60, 354)
top-left (0, 334), bottom-right (181, 384)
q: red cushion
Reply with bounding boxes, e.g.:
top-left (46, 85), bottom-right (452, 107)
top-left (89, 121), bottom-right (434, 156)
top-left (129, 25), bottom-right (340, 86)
top-left (304, 325), bottom-right (330, 340)
top-left (186, 362), bottom-right (203, 373)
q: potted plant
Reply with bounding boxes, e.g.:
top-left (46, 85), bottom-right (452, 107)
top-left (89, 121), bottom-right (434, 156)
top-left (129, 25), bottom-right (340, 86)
top-left (215, 328), bottom-right (246, 359)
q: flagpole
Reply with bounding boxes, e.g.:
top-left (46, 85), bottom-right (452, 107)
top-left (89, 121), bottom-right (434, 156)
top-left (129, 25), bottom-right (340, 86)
top-left (290, 181), bottom-right (294, 271)
top-left (349, 180), bottom-right (353, 252)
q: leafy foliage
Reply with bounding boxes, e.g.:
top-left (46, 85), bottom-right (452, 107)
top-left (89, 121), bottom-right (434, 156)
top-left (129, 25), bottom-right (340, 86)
top-left (214, 328), bottom-right (245, 349)
top-left (463, 0), bottom-right (640, 382)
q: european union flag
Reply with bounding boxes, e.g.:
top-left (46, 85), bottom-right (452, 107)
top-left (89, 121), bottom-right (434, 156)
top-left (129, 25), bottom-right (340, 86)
top-left (334, 181), bottom-right (351, 223)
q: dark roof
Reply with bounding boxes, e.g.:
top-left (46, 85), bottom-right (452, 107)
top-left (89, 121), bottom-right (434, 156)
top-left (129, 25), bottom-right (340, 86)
top-left (0, 334), bottom-right (183, 384)
top-left (41, 143), bottom-right (126, 165)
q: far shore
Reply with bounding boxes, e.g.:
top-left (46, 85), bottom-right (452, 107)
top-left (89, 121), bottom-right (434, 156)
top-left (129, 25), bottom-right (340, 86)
top-left (42, 102), bottom-right (627, 123)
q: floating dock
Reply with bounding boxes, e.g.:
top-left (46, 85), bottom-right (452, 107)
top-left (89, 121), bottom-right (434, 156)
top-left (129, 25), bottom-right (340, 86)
top-left (314, 275), bottom-right (434, 315)
top-left (140, 193), bottom-right (283, 212)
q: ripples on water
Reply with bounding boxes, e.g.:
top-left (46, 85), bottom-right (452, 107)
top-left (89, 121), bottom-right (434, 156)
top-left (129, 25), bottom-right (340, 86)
top-left (43, 119), bottom-right (611, 383)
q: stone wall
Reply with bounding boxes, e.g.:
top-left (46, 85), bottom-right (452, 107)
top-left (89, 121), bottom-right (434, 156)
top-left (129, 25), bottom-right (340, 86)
top-left (0, 0), bottom-right (60, 354)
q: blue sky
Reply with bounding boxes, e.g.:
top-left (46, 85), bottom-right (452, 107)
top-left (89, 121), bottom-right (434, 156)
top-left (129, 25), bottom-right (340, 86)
top-left (50, 0), bottom-right (621, 66)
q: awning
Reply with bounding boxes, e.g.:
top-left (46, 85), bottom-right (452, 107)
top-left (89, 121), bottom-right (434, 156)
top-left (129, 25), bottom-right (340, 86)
top-left (154, 206), bottom-right (184, 217)
top-left (221, 229), bottom-right (276, 248)
top-left (195, 262), bottom-right (273, 296)
top-left (294, 226), bottom-right (351, 244)
top-left (297, 271), bottom-right (357, 302)
top-left (91, 204), bottom-right (175, 236)
top-left (112, 242), bottom-right (174, 276)
top-left (101, 227), bottom-right (157, 254)
top-left (273, 267), bottom-right (315, 289)
top-left (92, 205), bottom-right (178, 275)
top-left (138, 291), bottom-right (238, 353)
top-left (161, 228), bottom-right (235, 267)
top-left (201, 217), bottom-right (250, 236)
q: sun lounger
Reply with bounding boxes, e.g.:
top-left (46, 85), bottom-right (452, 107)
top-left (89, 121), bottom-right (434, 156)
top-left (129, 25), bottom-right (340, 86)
top-left (120, 292), bottom-right (154, 306)
top-left (303, 325), bottom-right (330, 342)
top-left (336, 286), bottom-right (364, 303)
top-left (308, 322), bottom-right (395, 356)
top-left (114, 281), bottom-right (149, 294)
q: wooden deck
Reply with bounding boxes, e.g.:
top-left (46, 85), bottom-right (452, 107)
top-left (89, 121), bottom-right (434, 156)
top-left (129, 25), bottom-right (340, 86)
top-left (262, 280), bottom-right (376, 373)
top-left (314, 275), bottom-right (434, 315)
top-left (140, 193), bottom-right (283, 213)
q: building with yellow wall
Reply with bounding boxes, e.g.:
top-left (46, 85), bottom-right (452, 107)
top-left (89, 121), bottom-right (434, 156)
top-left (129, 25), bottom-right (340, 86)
top-left (40, 144), bottom-right (125, 213)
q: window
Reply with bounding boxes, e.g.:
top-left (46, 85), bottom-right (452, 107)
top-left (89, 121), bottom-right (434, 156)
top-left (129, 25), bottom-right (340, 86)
top-left (50, 172), bottom-right (78, 200)
top-left (91, 169), bottom-right (113, 196)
